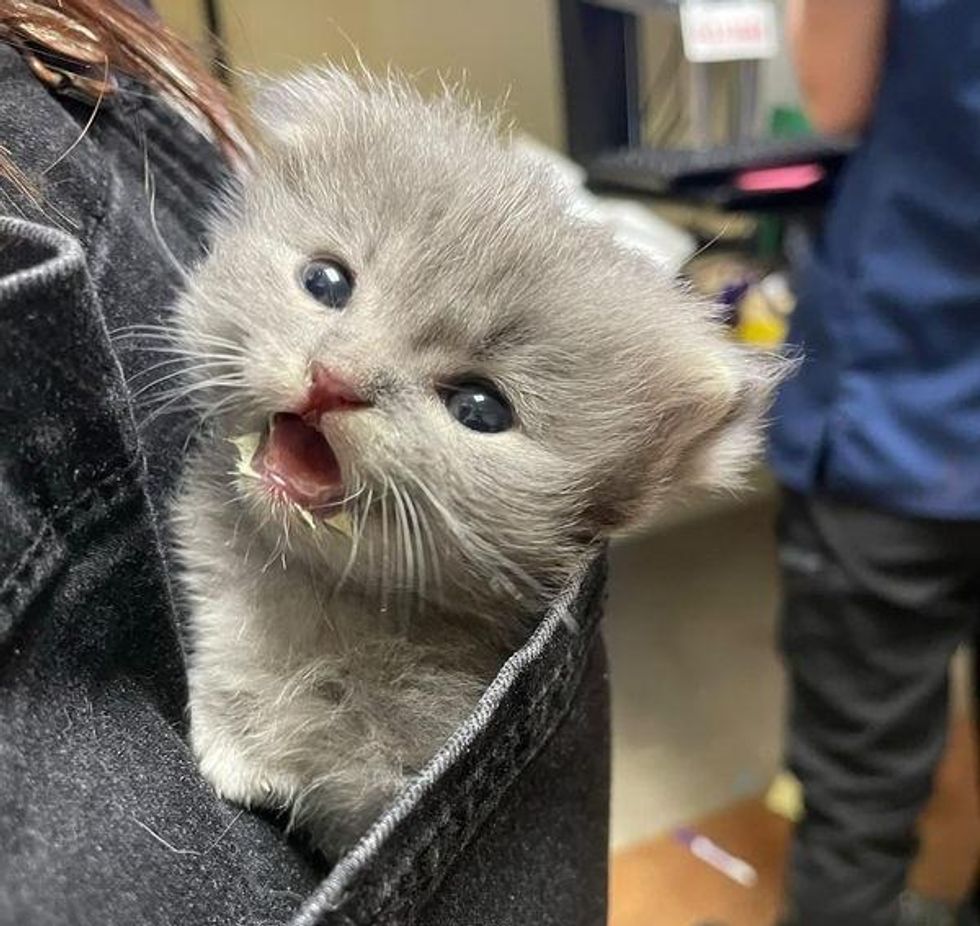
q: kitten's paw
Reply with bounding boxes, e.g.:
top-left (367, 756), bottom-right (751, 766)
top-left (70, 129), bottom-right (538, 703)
top-left (191, 723), bottom-right (297, 810)
top-left (199, 748), bottom-right (294, 809)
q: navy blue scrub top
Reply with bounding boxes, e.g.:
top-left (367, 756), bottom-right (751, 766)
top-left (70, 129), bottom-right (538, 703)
top-left (769, 0), bottom-right (980, 519)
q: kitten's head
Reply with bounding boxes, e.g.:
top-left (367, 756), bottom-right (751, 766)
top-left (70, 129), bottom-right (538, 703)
top-left (176, 69), bottom-right (778, 616)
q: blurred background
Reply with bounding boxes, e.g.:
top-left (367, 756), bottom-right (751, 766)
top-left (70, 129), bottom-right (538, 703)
top-left (155, 3), bottom-right (980, 923)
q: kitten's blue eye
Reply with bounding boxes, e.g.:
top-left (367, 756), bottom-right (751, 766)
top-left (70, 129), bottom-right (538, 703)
top-left (443, 382), bottom-right (513, 433)
top-left (301, 258), bottom-right (353, 309)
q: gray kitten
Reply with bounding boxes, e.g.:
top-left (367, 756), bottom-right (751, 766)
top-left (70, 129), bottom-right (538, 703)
top-left (171, 69), bottom-right (776, 850)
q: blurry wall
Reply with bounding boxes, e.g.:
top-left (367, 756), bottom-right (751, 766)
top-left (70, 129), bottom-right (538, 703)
top-left (155, 0), bottom-right (564, 148)
top-left (762, 0), bottom-right (802, 112)
top-left (156, 1), bottom-right (798, 152)
top-left (155, 0), bottom-right (207, 45)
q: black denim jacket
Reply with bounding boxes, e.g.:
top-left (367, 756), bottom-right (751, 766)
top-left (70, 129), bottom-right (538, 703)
top-left (0, 47), bottom-right (609, 926)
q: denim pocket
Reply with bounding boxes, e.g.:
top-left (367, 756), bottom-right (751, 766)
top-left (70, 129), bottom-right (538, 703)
top-left (0, 217), bottom-right (137, 646)
top-left (292, 554), bottom-right (608, 926)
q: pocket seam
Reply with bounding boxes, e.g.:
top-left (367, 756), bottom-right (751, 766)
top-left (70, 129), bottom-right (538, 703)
top-left (336, 576), bottom-right (605, 925)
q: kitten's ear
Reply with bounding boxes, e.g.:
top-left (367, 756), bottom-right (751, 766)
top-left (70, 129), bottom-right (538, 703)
top-left (677, 342), bottom-right (784, 493)
top-left (590, 340), bottom-right (785, 535)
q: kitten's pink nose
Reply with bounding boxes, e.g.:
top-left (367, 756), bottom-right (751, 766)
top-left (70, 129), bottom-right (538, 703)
top-left (297, 363), bottom-right (371, 421)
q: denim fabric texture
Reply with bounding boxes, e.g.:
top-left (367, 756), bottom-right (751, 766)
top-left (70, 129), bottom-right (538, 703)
top-left (0, 45), bottom-right (610, 926)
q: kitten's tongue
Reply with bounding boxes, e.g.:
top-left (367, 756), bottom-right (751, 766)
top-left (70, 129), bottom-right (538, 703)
top-left (252, 413), bottom-right (342, 510)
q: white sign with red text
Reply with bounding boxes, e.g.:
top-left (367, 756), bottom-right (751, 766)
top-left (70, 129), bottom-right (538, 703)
top-left (680, 1), bottom-right (778, 63)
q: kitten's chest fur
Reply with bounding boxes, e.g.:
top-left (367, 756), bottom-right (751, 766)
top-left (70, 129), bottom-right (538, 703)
top-left (179, 459), bottom-right (509, 845)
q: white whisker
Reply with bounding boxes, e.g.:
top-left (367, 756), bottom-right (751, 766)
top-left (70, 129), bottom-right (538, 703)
top-left (379, 479), bottom-right (391, 613)
top-left (130, 362), bottom-right (242, 400)
top-left (403, 470), bottom-right (543, 602)
top-left (143, 136), bottom-right (191, 284)
top-left (390, 483), bottom-right (414, 627)
top-left (110, 324), bottom-right (242, 352)
top-left (334, 479), bottom-right (370, 594)
top-left (401, 488), bottom-right (427, 611)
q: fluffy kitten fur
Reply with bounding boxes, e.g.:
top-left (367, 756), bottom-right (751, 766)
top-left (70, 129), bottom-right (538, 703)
top-left (173, 69), bottom-right (777, 850)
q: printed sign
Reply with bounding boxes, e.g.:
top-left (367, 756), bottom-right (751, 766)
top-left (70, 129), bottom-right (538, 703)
top-left (680, 1), bottom-right (778, 63)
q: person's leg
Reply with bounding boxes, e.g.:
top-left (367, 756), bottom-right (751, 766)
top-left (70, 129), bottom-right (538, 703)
top-left (964, 645), bottom-right (980, 926)
top-left (778, 490), bottom-right (980, 926)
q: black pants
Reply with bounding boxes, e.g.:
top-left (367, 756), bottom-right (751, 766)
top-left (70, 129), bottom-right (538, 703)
top-left (778, 489), bottom-right (980, 926)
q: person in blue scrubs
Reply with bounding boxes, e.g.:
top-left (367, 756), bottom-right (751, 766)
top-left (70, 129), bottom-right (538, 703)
top-left (772, 2), bottom-right (980, 924)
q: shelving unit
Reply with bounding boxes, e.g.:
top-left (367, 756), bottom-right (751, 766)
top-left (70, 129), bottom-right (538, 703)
top-left (556, 0), bottom-right (852, 211)
top-left (556, 0), bottom-right (805, 534)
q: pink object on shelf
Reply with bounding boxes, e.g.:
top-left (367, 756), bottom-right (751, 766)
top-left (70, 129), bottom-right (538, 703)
top-left (735, 163), bottom-right (826, 192)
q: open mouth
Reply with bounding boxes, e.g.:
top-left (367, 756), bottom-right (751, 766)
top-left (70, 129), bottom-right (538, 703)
top-left (250, 412), bottom-right (344, 513)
